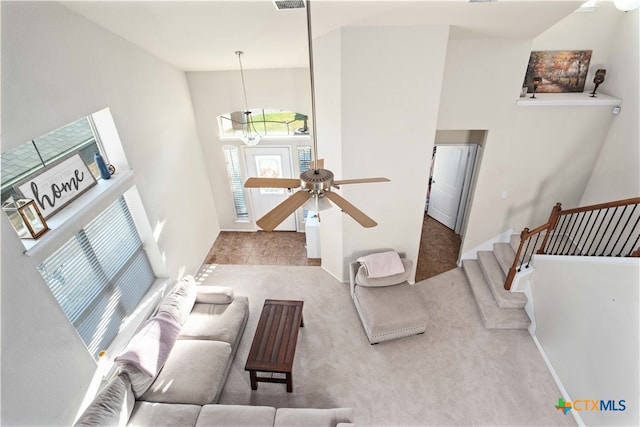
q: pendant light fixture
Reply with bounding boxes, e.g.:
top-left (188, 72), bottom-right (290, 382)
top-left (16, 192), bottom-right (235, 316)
top-left (235, 50), bottom-right (261, 146)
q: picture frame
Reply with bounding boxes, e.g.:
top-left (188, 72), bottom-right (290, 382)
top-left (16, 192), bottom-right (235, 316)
top-left (524, 50), bottom-right (592, 93)
top-left (1, 197), bottom-right (49, 239)
top-left (18, 199), bottom-right (49, 239)
top-left (15, 152), bottom-right (97, 219)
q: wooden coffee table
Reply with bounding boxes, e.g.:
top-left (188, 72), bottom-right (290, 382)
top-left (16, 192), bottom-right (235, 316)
top-left (245, 299), bottom-right (304, 392)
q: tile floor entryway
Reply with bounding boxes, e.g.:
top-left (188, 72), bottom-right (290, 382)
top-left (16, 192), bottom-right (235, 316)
top-left (204, 213), bottom-right (460, 277)
top-left (205, 231), bottom-right (321, 266)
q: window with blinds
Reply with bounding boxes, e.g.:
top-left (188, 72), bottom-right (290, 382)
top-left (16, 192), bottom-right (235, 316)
top-left (38, 196), bottom-right (154, 357)
top-left (1, 116), bottom-right (101, 203)
top-left (223, 146), bottom-right (249, 221)
top-left (297, 146), bottom-right (312, 221)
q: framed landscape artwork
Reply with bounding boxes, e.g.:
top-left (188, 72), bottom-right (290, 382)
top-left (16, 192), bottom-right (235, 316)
top-left (524, 50), bottom-right (592, 93)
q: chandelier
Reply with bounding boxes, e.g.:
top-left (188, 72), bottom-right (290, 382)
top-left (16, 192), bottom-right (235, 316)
top-left (235, 50), bottom-right (261, 146)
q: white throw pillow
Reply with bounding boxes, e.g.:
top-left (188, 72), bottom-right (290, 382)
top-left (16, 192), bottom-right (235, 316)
top-left (157, 275), bottom-right (197, 324)
top-left (195, 286), bottom-right (235, 304)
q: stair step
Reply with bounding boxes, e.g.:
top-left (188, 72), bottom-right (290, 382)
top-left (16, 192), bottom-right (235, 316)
top-left (477, 251), bottom-right (527, 309)
top-left (509, 233), bottom-right (521, 252)
top-left (462, 260), bottom-right (531, 330)
top-left (493, 242), bottom-right (515, 276)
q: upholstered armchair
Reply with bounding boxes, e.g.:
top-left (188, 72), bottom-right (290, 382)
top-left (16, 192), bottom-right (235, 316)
top-left (349, 251), bottom-right (428, 344)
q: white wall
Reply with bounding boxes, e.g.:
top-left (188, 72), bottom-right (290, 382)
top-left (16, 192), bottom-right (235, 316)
top-left (314, 28), bottom-right (344, 280)
top-left (1, 2), bottom-right (217, 425)
top-left (437, 4), bottom-right (629, 255)
top-left (316, 25), bottom-right (450, 281)
top-left (186, 68), bottom-right (311, 231)
top-left (531, 255), bottom-right (639, 426)
top-left (581, 8), bottom-right (640, 205)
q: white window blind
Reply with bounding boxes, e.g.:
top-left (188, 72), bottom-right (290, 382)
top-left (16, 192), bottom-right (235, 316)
top-left (223, 146), bottom-right (249, 221)
top-left (38, 196), bottom-right (154, 357)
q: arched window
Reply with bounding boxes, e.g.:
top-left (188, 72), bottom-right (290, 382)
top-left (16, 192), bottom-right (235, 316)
top-left (218, 109), bottom-right (308, 138)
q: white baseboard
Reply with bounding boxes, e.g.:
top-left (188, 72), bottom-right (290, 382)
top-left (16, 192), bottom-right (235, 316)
top-left (532, 335), bottom-right (585, 427)
top-left (460, 229), bottom-right (514, 261)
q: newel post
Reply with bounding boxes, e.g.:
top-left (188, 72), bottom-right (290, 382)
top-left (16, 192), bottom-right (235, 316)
top-left (505, 227), bottom-right (530, 291)
top-left (536, 203), bottom-right (562, 255)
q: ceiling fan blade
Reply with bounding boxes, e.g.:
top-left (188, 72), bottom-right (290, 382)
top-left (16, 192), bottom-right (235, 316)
top-left (333, 177), bottom-right (390, 186)
top-left (244, 177), bottom-right (301, 188)
top-left (310, 159), bottom-right (324, 169)
top-left (324, 191), bottom-right (377, 228)
top-left (256, 190), bottom-right (313, 231)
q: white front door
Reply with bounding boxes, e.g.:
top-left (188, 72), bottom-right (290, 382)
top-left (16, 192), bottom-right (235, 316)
top-left (244, 146), bottom-right (297, 231)
top-left (427, 145), bottom-right (470, 230)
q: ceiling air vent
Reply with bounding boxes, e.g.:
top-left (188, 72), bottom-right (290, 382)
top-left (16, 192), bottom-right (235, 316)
top-left (273, 0), bottom-right (305, 10)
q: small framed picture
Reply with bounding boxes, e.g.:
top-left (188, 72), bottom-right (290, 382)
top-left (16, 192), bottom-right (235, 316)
top-left (1, 197), bottom-right (49, 239)
top-left (19, 200), bottom-right (49, 238)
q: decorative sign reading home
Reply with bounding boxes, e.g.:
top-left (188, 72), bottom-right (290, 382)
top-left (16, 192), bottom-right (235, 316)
top-left (15, 153), bottom-right (97, 219)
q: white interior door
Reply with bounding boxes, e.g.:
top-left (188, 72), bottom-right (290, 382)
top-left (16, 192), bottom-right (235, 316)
top-left (427, 145), bottom-right (470, 230)
top-left (244, 146), bottom-right (297, 231)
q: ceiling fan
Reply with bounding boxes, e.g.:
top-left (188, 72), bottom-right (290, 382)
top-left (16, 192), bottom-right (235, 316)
top-left (244, 0), bottom-right (389, 232)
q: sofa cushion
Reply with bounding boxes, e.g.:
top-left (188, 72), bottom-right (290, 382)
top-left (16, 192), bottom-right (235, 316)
top-left (158, 275), bottom-right (197, 325)
top-left (140, 340), bottom-right (232, 405)
top-left (354, 282), bottom-right (427, 340)
top-left (196, 404), bottom-right (276, 426)
top-left (74, 374), bottom-right (135, 427)
top-left (195, 286), bottom-right (235, 304)
top-left (274, 408), bottom-right (354, 427)
top-left (127, 401), bottom-right (201, 427)
top-left (355, 259), bottom-right (413, 287)
top-left (178, 296), bottom-right (249, 346)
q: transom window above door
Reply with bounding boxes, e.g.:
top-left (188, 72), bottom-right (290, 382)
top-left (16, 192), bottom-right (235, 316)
top-left (218, 109), bottom-right (309, 138)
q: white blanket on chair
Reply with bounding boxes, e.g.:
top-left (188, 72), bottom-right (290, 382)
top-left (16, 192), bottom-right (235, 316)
top-left (357, 251), bottom-right (405, 278)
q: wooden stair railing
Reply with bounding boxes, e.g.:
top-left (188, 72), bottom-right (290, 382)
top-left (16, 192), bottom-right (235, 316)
top-left (505, 197), bottom-right (640, 290)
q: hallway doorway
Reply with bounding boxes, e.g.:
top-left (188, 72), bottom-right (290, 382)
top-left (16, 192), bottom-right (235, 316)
top-left (417, 131), bottom-right (485, 281)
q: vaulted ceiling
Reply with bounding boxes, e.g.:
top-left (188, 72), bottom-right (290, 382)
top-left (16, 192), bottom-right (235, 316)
top-left (61, 0), bottom-right (583, 72)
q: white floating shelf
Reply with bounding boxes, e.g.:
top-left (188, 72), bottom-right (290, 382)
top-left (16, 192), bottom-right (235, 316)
top-left (517, 92), bottom-right (622, 107)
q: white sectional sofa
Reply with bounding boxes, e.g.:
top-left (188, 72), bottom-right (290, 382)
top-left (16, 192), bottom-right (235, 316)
top-left (75, 276), bottom-right (353, 427)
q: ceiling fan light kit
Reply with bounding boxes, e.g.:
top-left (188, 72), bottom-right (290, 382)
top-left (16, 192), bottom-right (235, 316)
top-left (243, 0), bottom-right (390, 232)
top-left (304, 193), bottom-right (332, 212)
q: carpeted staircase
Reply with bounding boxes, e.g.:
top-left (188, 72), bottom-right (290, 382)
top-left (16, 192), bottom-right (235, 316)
top-left (462, 234), bottom-right (531, 329)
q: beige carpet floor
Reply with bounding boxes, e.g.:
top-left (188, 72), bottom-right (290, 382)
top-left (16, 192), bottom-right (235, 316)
top-left (195, 264), bottom-right (576, 427)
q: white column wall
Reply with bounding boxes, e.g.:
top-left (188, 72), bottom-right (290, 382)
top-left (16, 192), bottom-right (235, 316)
top-left (316, 25), bottom-right (450, 282)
